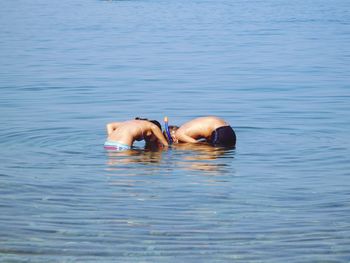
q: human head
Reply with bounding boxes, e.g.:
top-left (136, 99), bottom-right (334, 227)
top-left (135, 117), bottom-right (162, 145)
top-left (150, 120), bottom-right (161, 130)
top-left (163, 125), bottom-right (179, 144)
top-left (135, 117), bottom-right (162, 130)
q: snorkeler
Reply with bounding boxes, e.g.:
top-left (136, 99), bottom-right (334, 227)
top-left (104, 118), bottom-right (169, 151)
top-left (164, 116), bottom-right (236, 147)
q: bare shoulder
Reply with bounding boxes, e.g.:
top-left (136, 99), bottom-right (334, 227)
top-left (205, 116), bottom-right (227, 122)
top-left (124, 119), bottom-right (148, 126)
top-left (134, 120), bottom-right (158, 131)
top-left (186, 116), bottom-right (227, 125)
top-left (177, 116), bottom-right (209, 132)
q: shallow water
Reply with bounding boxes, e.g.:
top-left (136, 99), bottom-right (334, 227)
top-left (1, 0), bottom-right (350, 261)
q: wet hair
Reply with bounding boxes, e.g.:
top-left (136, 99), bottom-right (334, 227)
top-left (135, 117), bottom-right (162, 130)
top-left (163, 125), bottom-right (179, 142)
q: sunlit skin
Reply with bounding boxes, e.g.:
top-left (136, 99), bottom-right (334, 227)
top-left (106, 120), bottom-right (168, 147)
top-left (169, 116), bottom-right (230, 144)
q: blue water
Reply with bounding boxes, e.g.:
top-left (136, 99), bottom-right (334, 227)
top-left (1, 0), bottom-right (350, 261)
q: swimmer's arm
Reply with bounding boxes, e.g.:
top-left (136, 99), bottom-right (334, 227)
top-left (106, 122), bottom-right (122, 135)
top-left (176, 132), bottom-right (199, 143)
top-left (151, 125), bottom-right (169, 147)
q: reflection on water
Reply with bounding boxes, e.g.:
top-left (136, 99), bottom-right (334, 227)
top-left (1, 0), bottom-right (350, 261)
top-left (172, 143), bottom-right (235, 173)
top-left (106, 143), bottom-right (235, 175)
top-left (106, 148), bottom-right (164, 166)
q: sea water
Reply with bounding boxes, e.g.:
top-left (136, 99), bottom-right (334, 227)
top-left (1, 0), bottom-right (350, 262)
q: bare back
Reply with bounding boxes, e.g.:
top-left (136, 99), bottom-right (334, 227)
top-left (175, 116), bottom-right (229, 142)
top-left (107, 120), bottom-right (149, 146)
top-left (106, 119), bottom-right (168, 147)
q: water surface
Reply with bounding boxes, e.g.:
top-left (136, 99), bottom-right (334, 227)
top-left (1, 0), bottom-right (350, 262)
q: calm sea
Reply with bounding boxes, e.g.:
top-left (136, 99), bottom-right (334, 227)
top-left (1, 0), bottom-right (350, 262)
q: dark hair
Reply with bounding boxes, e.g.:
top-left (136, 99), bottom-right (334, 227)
top-left (135, 117), bottom-right (162, 130)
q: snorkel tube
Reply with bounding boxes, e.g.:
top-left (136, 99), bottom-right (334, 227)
top-left (164, 116), bottom-right (173, 145)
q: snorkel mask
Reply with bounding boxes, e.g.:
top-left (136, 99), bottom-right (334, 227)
top-left (164, 116), bottom-right (173, 144)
